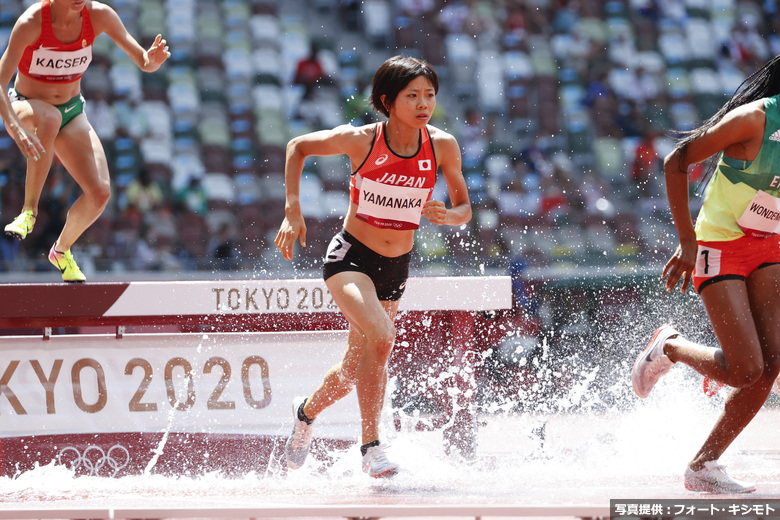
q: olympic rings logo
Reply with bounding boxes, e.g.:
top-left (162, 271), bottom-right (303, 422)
top-left (57, 444), bottom-right (131, 477)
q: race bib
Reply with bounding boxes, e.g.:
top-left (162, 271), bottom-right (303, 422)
top-left (324, 233), bottom-right (351, 263)
top-left (737, 190), bottom-right (780, 238)
top-left (695, 244), bottom-right (721, 278)
top-left (29, 46), bottom-right (92, 80)
top-left (356, 178), bottom-right (430, 230)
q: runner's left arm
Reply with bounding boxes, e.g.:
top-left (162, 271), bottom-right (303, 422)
top-left (91, 2), bottom-right (169, 73)
top-left (422, 129), bottom-right (471, 227)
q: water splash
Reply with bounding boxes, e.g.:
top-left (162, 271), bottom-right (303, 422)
top-left (143, 335), bottom-right (209, 475)
top-left (1, 370), bottom-right (778, 508)
top-left (2, 282), bottom-right (779, 506)
top-left (143, 406), bottom-right (176, 476)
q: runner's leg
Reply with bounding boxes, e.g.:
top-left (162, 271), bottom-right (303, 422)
top-left (51, 115), bottom-right (111, 251)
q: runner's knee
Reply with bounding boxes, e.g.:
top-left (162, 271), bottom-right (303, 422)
top-left (38, 110), bottom-right (62, 139)
top-left (87, 177), bottom-right (111, 209)
top-left (729, 361), bottom-right (764, 389)
top-left (364, 320), bottom-right (395, 359)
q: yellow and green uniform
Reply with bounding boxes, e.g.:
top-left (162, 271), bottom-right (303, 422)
top-left (695, 94), bottom-right (780, 241)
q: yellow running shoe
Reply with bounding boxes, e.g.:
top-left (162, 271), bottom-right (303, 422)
top-left (48, 243), bottom-right (86, 283)
top-left (4, 210), bottom-right (35, 240)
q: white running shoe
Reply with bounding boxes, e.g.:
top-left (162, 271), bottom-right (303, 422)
top-left (361, 445), bottom-right (399, 478)
top-left (631, 325), bottom-right (678, 398)
top-left (284, 396), bottom-right (314, 470)
top-left (684, 461), bottom-right (756, 494)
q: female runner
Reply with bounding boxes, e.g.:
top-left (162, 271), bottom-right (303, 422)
top-left (275, 55), bottom-right (471, 477)
top-left (0, 0), bottom-right (170, 281)
top-left (632, 55), bottom-right (780, 494)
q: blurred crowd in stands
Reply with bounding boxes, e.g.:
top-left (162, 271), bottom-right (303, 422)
top-left (0, 0), bottom-right (776, 278)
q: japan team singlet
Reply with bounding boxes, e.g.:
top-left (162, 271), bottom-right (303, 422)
top-left (350, 122), bottom-right (437, 230)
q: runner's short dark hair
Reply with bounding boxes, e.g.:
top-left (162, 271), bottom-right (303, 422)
top-left (370, 56), bottom-right (439, 117)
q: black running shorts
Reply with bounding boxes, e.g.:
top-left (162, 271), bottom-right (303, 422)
top-left (322, 229), bottom-right (410, 301)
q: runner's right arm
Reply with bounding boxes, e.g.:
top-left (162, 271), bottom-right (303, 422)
top-left (0, 6), bottom-right (43, 158)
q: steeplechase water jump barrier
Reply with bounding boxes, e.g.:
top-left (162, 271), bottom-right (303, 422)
top-left (3, 275), bottom-right (779, 519)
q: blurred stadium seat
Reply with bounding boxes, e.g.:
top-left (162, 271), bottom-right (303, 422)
top-left (0, 0), bottom-right (775, 275)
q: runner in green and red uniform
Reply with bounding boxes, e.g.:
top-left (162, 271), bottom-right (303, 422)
top-left (632, 55), bottom-right (780, 494)
top-left (0, 0), bottom-right (169, 282)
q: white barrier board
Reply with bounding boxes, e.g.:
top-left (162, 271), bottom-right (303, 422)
top-left (104, 276), bottom-right (512, 316)
top-left (0, 331), bottom-right (358, 440)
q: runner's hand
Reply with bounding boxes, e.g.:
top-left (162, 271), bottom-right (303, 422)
top-left (662, 242), bottom-right (697, 293)
top-left (147, 34), bottom-right (171, 69)
top-left (9, 124), bottom-right (43, 161)
top-left (275, 214), bottom-right (307, 261)
top-left (422, 199), bottom-right (448, 225)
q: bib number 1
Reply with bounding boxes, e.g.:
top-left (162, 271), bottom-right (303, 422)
top-left (695, 245), bottom-right (721, 277)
